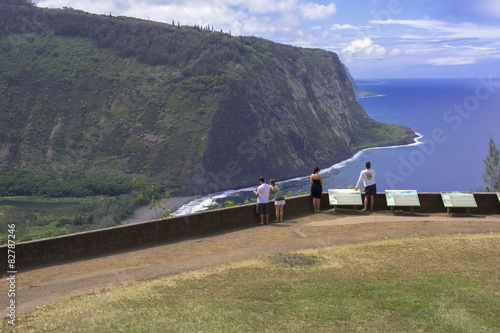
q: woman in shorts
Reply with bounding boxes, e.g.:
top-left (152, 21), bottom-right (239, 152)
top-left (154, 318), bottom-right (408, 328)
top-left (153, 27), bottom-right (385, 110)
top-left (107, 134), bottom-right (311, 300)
top-left (269, 179), bottom-right (285, 222)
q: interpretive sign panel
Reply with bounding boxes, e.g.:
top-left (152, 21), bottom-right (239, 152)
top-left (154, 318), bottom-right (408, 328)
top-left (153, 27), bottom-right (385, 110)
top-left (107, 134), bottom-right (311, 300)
top-left (328, 189), bottom-right (362, 206)
top-left (385, 190), bottom-right (420, 207)
top-left (441, 192), bottom-right (477, 208)
top-left (441, 192), bottom-right (477, 214)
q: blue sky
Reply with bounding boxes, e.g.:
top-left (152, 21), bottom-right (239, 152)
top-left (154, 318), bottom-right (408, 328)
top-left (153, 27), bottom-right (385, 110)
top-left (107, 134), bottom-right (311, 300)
top-left (35, 0), bottom-right (500, 78)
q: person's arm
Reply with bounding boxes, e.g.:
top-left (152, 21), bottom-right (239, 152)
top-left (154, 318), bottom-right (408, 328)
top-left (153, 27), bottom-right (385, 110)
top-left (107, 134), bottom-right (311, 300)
top-left (354, 172), bottom-right (363, 190)
top-left (310, 174), bottom-right (313, 184)
top-left (320, 174), bottom-right (323, 184)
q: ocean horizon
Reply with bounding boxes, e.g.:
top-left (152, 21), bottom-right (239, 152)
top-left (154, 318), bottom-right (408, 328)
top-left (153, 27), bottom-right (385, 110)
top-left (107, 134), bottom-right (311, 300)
top-left (175, 77), bottom-right (500, 215)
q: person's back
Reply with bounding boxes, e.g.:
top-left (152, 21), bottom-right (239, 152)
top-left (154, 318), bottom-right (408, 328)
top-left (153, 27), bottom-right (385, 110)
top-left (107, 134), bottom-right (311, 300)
top-left (355, 161), bottom-right (377, 212)
top-left (257, 183), bottom-right (270, 203)
top-left (360, 169), bottom-right (376, 187)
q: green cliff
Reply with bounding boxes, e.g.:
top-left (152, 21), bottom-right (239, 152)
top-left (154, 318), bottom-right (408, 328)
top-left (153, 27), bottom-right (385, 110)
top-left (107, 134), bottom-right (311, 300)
top-left (0, 2), bottom-right (416, 195)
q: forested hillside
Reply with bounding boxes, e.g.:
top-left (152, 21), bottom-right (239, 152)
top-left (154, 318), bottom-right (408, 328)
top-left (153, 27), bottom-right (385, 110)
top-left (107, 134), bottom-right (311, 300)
top-left (0, 0), bottom-right (417, 197)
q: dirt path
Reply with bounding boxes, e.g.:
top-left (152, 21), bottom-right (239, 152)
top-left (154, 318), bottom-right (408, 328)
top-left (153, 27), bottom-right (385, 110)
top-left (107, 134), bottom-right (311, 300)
top-left (2, 209), bottom-right (500, 318)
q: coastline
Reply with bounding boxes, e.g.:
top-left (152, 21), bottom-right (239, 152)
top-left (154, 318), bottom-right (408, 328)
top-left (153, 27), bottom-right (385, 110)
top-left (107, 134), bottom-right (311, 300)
top-left (123, 195), bottom-right (202, 225)
top-left (174, 133), bottom-right (424, 216)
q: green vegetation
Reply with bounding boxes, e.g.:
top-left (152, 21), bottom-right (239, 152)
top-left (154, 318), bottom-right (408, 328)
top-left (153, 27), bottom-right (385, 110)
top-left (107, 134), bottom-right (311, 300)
top-left (5, 233), bottom-right (499, 332)
top-left (0, 31), bottom-right (219, 182)
top-left (133, 178), bottom-right (173, 220)
top-left (479, 135), bottom-right (500, 192)
top-left (0, 3), bottom-right (416, 240)
top-left (0, 195), bottom-right (138, 243)
top-left (0, 172), bottom-right (178, 243)
top-left (0, 169), bottom-right (135, 197)
top-left (0, 4), bottom-right (415, 196)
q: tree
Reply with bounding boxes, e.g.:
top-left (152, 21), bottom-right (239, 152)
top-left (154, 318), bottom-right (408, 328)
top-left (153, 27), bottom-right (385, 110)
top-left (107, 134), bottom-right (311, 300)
top-left (480, 135), bottom-right (500, 192)
top-left (133, 178), bottom-right (173, 220)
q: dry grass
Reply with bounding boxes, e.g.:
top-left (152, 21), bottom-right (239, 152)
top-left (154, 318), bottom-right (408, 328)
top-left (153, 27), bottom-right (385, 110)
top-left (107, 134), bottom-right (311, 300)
top-left (3, 233), bottom-right (499, 332)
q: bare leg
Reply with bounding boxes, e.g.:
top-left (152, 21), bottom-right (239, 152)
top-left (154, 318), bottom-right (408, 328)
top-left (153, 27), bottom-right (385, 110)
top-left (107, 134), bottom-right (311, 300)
top-left (370, 195), bottom-right (375, 211)
top-left (279, 205), bottom-right (284, 222)
top-left (313, 198), bottom-right (321, 212)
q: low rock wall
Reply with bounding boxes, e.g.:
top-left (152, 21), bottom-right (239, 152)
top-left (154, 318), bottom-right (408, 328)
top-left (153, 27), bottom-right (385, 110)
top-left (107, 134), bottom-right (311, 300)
top-left (1, 192), bottom-right (498, 270)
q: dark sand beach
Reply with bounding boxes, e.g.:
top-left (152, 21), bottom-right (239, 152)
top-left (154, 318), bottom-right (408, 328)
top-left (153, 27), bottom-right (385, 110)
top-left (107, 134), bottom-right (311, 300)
top-left (123, 195), bottom-right (201, 224)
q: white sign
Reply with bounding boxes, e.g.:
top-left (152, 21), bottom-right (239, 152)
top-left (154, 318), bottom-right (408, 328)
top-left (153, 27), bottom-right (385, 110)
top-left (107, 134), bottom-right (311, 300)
top-left (441, 192), bottom-right (477, 208)
top-left (385, 190), bottom-right (420, 207)
top-left (328, 189), bottom-right (362, 206)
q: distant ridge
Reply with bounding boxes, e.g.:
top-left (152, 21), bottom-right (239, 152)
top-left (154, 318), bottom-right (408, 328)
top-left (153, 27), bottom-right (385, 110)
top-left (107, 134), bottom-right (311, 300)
top-left (343, 64), bottom-right (379, 98)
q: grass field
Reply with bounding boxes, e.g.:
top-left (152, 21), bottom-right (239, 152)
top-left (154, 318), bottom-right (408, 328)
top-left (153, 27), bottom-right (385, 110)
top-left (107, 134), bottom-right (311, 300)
top-left (3, 233), bottom-right (499, 332)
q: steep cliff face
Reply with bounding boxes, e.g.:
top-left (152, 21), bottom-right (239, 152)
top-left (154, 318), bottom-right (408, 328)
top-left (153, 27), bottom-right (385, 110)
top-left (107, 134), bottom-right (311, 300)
top-left (0, 4), bottom-right (416, 195)
top-left (187, 43), bottom-right (415, 194)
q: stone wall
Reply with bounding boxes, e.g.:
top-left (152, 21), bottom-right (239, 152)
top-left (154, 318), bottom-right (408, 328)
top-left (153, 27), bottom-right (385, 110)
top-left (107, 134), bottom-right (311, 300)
top-left (1, 192), bottom-right (498, 270)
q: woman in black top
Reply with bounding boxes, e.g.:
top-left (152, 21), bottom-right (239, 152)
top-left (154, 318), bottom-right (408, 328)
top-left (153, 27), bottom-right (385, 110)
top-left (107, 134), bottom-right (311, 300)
top-left (310, 166), bottom-right (323, 213)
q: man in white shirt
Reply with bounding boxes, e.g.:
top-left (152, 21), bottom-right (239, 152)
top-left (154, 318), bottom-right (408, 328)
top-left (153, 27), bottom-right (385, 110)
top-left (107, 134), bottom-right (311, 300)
top-left (253, 176), bottom-right (270, 225)
top-left (354, 161), bottom-right (376, 212)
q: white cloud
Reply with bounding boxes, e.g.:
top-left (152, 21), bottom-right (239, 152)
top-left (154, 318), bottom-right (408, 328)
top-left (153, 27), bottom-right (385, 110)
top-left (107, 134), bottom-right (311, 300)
top-left (33, 0), bottom-right (500, 77)
top-left (36, 0), bottom-right (341, 37)
top-left (389, 48), bottom-right (402, 56)
top-left (370, 18), bottom-right (500, 40)
top-left (444, 23), bottom-right (500, 39)
top-left (474, 0), bottom-right (500, 18)
top-left (330, 23), bottom-right (356, 30)
top-left (342, 37), bottom-right (386, 59)
top-left (370, 18), bottom-right (447, 30)
top-left (426, 57), bottom-right (477, 66)
top-left (223, 0), bottom-right (296, 15)
top-left (298, 2), bottom-right (336, 20)
top-left (399, 34), bottom-right (428, 40)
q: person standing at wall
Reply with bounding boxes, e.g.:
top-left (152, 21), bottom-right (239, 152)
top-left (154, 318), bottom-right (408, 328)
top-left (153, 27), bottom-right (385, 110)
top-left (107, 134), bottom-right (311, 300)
top-left (310, 166), bottom-right (323, 213)
top-left (268, 179), bottom-right (285, 222)
top-left (355, 161), bottom-right (377, 212)
top-left (254, 176), bottom-right (270, 225)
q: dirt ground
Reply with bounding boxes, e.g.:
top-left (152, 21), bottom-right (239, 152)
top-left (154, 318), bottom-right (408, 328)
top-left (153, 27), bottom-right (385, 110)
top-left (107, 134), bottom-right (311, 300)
top-left (2, 208), bottom-right (500, 318)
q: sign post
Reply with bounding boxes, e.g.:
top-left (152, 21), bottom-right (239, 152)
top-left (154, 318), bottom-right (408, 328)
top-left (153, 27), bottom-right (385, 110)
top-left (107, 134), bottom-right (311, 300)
top-left (328, 189), bottom-right (363, 210)
top-left (385, 190), bottom-right (420, 212)
top-left (441, 192), bottom-right (477, 215)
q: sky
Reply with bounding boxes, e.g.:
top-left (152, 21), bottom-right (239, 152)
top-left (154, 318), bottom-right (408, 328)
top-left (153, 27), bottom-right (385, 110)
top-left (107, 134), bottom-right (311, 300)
top-left (34, 0), bottom-right (500, 78)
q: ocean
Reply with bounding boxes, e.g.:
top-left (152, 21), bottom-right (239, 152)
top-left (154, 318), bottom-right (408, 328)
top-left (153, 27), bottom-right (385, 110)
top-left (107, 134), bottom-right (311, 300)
top-left (176, 77), bottom-right (500, 215)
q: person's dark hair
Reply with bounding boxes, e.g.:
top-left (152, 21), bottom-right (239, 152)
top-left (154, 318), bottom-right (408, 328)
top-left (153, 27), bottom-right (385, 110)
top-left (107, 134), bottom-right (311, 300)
top-left (366, 161), bottom-right (371, 169)
top-left (259, 176), bottom-right (265, 183)
top-left (270, 179), bottom-right (276, 186)
top-left (313, 166), bottom-right (320, 174)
